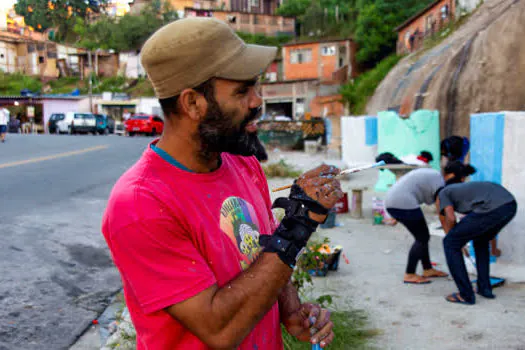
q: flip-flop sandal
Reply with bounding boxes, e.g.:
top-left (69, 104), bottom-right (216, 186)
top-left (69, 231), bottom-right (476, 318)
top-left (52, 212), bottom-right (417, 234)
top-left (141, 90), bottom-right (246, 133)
top-left (474, 288), bottom-right (496, 299)
top-left (404, 279), bottom-right (432, 285)
top-left (445, 292), bottom-right (474, 305)
top-left (425, 273), bottom-right (449, 278)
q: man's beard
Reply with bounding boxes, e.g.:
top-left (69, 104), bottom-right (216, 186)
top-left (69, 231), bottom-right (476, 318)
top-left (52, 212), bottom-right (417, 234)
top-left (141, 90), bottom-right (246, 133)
top-left (197, 96), bottom-right (267, 161)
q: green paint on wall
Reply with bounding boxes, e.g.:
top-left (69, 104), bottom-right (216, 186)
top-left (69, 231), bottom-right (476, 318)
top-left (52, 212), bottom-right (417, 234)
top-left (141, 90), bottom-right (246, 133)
top-left (375, 110), bottom-right (440, 192)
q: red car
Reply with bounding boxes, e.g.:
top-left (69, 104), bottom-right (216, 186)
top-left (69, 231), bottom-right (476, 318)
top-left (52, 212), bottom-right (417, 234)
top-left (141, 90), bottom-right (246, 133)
top-left (125, 114), bottom-right (164, 136)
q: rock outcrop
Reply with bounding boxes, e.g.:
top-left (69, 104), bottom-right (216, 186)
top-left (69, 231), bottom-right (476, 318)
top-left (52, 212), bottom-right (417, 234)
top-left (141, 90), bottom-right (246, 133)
top-left (366, 0), bottom-right (525, 137)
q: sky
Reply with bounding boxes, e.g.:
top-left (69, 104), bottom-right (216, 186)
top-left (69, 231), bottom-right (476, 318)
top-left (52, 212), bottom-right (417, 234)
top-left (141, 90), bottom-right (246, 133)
top-left (2, 0), bottom-right (17, 11)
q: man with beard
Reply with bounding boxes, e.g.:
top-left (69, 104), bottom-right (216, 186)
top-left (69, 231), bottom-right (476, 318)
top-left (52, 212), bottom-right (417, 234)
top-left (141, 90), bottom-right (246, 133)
top-left (102, 18), bottom-right (343, 350)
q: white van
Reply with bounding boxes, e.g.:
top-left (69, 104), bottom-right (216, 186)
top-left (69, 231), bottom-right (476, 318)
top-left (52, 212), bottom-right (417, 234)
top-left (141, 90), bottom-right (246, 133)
top-left (56, 112), bottom-right (97, 134)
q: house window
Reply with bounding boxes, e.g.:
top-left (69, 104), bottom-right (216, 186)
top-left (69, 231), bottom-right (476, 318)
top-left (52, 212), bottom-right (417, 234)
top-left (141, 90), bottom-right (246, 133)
top-left (321, 46), bottom-right (336, 56)
top-left (249, 0), bottom-right (259, 7)
top-left (441, 5), bottom-right (449, 19)
top-left (39, 56), bottom-right (45, 64)
top-left (425, 14), bottom-right (435, 32)
top-left (253, 15), bottom-right (258, 24)
top-left (290, 49), bottom-right (312, 64)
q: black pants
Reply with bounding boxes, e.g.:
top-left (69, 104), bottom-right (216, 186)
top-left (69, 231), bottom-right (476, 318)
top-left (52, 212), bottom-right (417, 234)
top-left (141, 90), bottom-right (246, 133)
top-left (444, 201), bottom-right (517, 303)
top-left (387, 208), bottom-right (432, 274)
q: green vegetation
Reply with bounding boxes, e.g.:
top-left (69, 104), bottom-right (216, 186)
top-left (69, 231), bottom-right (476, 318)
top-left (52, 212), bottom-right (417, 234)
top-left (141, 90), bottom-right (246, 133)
top-left (0, 72), bottom-right (155, 98)
top-left (15, 0), bottom-right (107, 42)
top-left (280, 237), bottom-right (379, 349)
top-left (236, 32), bottom-right (293, 48)
top-left (0, 72), bottom-right (42, 95)
top-left (340, 54), bottom-right (403, 114)
top-left (277, 0), bottom-right (358, 38)
top-left (353, 0), bottom-right (433, 68)
top-left (276, 0), bottom-right (434, 67)
top-left (262, 160), bottom-right (302, 178)
top-left (282, 310), bottom-right (379, 349)
top-left (74, 0), bottom-right (178, 51)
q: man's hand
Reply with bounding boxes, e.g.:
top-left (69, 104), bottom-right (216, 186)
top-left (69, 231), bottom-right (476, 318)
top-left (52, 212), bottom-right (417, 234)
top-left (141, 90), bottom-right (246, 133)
top-left (282, 303), bottom-right (334, 348)
top-left (296, 164), bottom-right (343, 223)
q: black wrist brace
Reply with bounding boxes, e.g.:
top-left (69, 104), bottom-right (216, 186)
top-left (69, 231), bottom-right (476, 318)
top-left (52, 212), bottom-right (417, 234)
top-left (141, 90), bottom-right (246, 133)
top-left (260, 183), bottom-right (328, 268)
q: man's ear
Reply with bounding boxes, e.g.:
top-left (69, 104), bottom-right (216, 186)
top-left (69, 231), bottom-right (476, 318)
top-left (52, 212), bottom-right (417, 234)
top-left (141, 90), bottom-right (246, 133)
top-left (178, 89), bottom-right (208, 122)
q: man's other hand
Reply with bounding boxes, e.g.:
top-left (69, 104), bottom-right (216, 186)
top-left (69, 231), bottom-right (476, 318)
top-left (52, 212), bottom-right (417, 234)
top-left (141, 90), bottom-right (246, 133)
top-left (282, 303), bottom-right (334, 348)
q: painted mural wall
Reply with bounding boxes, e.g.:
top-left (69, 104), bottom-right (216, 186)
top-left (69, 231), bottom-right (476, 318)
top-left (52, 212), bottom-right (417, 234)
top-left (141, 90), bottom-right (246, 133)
top-left (341, 116), bottom-right (378, 168)
top-left (375, 110), bottom-right (440, 191)
top-left (470, 111), bottom-right (525, 265)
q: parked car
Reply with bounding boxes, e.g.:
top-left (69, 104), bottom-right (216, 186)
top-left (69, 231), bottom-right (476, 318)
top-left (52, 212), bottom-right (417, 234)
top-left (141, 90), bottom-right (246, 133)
top-left (56, 112), bottom-right (97, 134)
top-left (125, 114), bottom-right (164, 136)
top-left (48, 113), bottom-right (65, 134)
top-left (95, 114), bottom-right (115, 135)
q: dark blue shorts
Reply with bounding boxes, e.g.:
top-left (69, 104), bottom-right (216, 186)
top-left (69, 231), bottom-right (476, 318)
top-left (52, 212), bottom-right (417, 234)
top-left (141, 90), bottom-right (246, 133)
top-left (0, 125), bottom-right (6, 133)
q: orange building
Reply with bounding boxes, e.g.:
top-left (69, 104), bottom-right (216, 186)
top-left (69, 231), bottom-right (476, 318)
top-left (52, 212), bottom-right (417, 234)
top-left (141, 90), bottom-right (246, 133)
top-left (261, 38), bottom-right (357, 121)
top-left (395, 0), bottom-right (455, 54)
top-left (282, 38), bottom-right (357, 81)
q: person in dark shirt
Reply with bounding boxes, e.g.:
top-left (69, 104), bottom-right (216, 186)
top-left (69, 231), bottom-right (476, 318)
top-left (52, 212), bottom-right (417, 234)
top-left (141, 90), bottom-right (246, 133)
top-left (437, 182), bottom-right (517, 304)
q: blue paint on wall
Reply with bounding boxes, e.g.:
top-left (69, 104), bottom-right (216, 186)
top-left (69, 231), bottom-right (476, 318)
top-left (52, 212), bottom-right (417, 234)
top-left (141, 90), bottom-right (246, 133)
top-left (365, 116), bottom-right (378, 146)
top-left (324, 117), bottom-right (332, 144)
top-left (470, 113), bottom-right (504, 184)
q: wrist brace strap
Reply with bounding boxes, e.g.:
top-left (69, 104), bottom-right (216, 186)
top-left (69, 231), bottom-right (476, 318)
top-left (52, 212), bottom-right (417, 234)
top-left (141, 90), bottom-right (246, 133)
top-left (260, 196), bottom-right (321, 268)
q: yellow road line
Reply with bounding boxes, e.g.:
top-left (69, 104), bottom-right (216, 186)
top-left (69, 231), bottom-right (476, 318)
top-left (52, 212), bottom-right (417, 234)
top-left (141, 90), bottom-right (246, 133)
top-left (0, 145), bottom-right (109, 169)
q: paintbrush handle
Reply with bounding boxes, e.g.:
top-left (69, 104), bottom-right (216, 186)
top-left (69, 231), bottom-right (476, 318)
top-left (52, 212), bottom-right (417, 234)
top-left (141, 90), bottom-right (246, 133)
top-left (271, 184), bottom-right (293, 192)
top-left (271, 161), bottom-right (385, 193)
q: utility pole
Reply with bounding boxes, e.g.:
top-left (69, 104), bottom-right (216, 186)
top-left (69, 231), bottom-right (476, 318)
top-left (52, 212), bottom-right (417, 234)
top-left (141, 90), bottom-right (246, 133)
top-left (88, 50), bottom-right (93, 113)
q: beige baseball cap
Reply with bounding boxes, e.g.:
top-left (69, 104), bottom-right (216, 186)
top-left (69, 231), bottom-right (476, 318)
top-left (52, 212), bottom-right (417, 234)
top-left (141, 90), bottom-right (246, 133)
top-left (141, 17), bottom-right (278, 99)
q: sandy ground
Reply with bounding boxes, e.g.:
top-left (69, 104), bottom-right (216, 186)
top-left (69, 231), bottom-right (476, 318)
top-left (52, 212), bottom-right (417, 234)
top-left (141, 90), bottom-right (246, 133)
top-left (267, 150), bottom-right (525, 350)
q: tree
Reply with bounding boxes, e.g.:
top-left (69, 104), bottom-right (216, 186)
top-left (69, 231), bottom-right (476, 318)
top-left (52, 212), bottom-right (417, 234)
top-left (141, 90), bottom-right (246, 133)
top-left (74, 0), bottom-right (179, 52)
top-left (354, 0), bottom-right (434, 67)
top-left (277, 0), bottom-right (358, 37)
top-left (276, 0), bottom-right (312, 17)
top-left (15, 0), bottom-right (107, 42)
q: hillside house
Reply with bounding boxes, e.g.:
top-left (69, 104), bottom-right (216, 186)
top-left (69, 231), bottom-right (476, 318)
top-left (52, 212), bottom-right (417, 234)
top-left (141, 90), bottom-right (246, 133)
top-left (261, 38), bottom-right (357, 120)
top-left (396, 0), bottom-right (481, 54)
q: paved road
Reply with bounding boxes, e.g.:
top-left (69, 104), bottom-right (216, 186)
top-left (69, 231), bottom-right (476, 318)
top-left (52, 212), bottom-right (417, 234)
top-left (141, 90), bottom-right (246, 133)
top-left (0, 133), bottom-right (154, 350)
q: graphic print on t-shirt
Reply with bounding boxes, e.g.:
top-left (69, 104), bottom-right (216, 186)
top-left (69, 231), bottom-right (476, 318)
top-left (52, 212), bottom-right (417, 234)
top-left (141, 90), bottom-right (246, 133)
top-left (220, 197), bottom-right (262, 270)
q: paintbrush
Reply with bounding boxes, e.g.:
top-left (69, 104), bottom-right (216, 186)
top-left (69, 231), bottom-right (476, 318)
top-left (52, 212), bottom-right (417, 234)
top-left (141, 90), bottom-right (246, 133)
top-left (271, 161), bottom-right (386, 193)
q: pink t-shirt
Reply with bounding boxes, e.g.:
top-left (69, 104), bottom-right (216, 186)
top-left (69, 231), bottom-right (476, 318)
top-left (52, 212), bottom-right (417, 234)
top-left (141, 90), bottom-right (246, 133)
top-left (102, 143), bottom-right (283, 350)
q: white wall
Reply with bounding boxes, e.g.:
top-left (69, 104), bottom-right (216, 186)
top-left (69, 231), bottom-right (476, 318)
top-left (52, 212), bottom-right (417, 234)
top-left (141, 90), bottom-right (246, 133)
top-left (42, 100), bottom-right (81, 133)
top-left (341, 116), bottom-right (377, 167)
top-left (137, 97), bottom-right (162, 117)
top-left (120, 52), bottom-right (146, 79)
top-left (457, 0), bottom-right (481, 15)
top-left (500, 111), bottom-right (525, 265)
top-left (0, 41), bottom-right (17, 73)
top-left (0, 9), bottom-right (7, 31)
